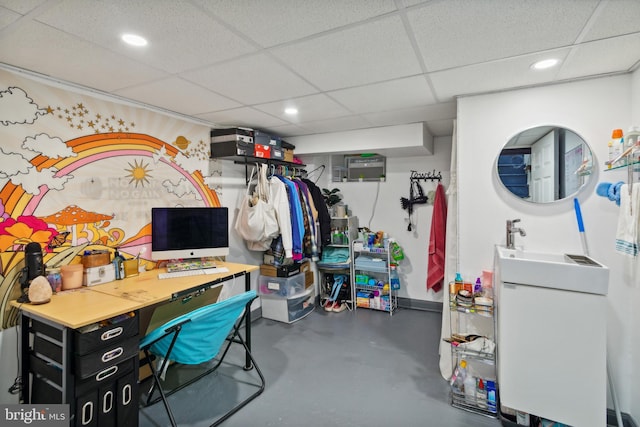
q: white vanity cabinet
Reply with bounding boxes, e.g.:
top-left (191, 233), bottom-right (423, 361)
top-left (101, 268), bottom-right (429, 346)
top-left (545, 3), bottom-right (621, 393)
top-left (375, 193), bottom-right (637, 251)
top-left (495, 246), bottom-right (608, 427)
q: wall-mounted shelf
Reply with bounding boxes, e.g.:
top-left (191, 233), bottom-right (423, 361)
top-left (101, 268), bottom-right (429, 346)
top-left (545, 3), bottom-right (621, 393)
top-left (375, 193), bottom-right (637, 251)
top-left (212, 154), bottom-right (305, 185)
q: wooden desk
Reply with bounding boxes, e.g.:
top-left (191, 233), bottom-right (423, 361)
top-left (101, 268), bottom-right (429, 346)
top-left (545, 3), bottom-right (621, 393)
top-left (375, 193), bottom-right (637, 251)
top-left (11, 261), bottom-right (259, 426)
top-left (92, 262), bottom-right (259, 307)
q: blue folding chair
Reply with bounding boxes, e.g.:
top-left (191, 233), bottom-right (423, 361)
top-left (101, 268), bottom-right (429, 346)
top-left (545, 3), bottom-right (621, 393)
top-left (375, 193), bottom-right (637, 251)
top-left (139, 290), bottom-right (265, 427)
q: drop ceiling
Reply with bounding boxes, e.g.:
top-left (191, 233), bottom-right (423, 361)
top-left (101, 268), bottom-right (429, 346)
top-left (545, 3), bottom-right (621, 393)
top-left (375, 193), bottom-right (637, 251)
top-left (1, 0), bottom-right (639, 139)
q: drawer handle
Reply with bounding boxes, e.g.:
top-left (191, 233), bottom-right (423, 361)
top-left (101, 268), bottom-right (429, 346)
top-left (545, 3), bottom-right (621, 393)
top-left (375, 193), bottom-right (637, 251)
top-left (101, 327), bottom-right (123, 341)
top-left (95, 365), bottom-right (118, 382)
top-left (122, 384), bottom-right (132, 405)
top-left (101, 347), bottom-right (123, 363)
top-left (81, 401), bottom-right (93, 425)
top-left (103, 391), bottom-right (113, 413)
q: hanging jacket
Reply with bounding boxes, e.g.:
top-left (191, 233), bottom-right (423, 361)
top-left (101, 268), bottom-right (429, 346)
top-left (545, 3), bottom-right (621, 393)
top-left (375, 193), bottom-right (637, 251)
top-left (268, 175), bottom-right (293, 258)
top-left (302, 179), bottom-right (331, 248)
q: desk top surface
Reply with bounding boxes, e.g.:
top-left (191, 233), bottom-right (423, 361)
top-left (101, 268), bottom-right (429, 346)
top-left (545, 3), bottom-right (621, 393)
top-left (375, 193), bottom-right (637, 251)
top-left (10, 261), bottom-right (258, 329)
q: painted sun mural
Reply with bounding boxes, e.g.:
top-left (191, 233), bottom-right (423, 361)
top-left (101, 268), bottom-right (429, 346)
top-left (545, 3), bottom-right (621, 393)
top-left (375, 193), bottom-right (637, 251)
top-left (0, 69), bottom-right (222, 328)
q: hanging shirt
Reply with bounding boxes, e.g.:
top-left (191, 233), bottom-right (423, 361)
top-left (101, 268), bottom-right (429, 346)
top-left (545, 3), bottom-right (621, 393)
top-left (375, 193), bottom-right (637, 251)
top-left (276, 175), bottom-right (304, 260)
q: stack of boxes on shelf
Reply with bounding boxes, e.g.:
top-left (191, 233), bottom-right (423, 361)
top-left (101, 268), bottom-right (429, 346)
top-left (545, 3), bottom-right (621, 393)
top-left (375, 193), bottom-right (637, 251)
top-left (258, 260), bottom-right (314, 323)
top-left (210, 127), bottom-right (295, 161)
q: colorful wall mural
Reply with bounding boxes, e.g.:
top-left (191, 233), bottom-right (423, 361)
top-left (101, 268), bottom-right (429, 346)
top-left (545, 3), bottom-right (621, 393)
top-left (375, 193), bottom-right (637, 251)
top-left (0, 68), bottom-right (222, 327)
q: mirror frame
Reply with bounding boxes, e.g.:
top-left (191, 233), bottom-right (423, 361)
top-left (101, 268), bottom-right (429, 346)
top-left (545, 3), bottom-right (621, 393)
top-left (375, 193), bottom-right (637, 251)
top-left (496, 126), bottom-right (593, 204)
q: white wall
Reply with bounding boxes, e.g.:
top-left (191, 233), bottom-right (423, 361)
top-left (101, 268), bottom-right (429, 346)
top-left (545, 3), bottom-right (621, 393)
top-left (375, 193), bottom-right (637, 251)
top-left (300, 137), bottom-right (452, 303)
top-left (630, 67), bottom-right (640, 424)
top-left (457, 74), bottom-right (637, 416)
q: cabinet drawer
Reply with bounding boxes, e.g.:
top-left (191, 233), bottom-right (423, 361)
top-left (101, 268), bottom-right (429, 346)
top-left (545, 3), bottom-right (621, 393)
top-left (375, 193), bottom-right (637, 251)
top-left (74, 315), bottom-right (138, 356)
top-left (30, 353), bottom-right (63, 386)
top-left (116, 370), bottom-right (138, 427)
top-left (32, 318), bottom-right (63, 342)
top-left (76, 358), bottom-right (135, 397)
top-left (75, 336), bottom-right (139, 379)
top-left (33, 335), bottom-right (63, 364)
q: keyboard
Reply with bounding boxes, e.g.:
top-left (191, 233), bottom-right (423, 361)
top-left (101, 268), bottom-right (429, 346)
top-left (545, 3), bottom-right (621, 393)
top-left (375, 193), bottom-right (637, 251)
top-left (158, 267), bottom-right (230, 280)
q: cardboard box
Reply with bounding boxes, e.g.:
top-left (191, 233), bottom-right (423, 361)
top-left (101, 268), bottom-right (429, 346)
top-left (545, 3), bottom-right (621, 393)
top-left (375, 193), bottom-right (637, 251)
top-left (210, 140), bottom-right (254, 157)
top-left (271, 147), bottom-right (284, 160)
top-left (254, 144), bottom-right (271, 159)
top-left (260, 263), bottom-right (301, 277)
top-left (304, 270), bottom-right (314, 288)
top-left (299, 260), bottom-right (311, 273)
top-left (283, 148), bottom-right (294, 162)
top-left (83, 264), bottom-right (115, 286)
top-left (210, 127), bottom-right (254, 143)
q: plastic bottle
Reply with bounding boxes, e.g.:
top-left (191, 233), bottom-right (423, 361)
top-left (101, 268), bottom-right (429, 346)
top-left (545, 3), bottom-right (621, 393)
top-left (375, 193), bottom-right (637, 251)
top-left (476, 378), bottom-right (487, 409)
top-left (486, 380), bottom-right (497, 413)
top-left (450, 273), bottom-right (463, 306)
top-left (612, 129), bottom-right (625, 165)
top-left (607, 140), bottom-right (614, 168)
top-left (450, 359), bottom-right (467, 393)
top-left (390, 264), bottom-right (400, 290)
top-left (113, 249), bottom-right (124, 280)
top-left (463, 372), bottom-right (476, 403)
top-left (474, 277), bottom-right (482, 295)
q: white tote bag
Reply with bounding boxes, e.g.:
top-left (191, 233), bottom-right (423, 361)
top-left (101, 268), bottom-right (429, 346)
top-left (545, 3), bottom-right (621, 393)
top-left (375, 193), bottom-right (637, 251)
top-left (235, 164), bottom-right (279, 247)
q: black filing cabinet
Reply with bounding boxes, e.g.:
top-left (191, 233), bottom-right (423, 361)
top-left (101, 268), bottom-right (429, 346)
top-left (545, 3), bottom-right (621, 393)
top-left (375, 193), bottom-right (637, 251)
top-left (24, 312), bottom-right (139, 427)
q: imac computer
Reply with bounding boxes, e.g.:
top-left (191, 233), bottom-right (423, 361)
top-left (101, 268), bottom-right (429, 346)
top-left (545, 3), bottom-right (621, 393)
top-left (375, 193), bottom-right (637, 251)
top-left (151, 207), bottom-right (229, 261)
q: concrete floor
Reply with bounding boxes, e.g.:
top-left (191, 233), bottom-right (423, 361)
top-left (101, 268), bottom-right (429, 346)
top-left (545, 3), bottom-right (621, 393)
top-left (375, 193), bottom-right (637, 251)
top-left (139, 306), bottom-right (502, 427)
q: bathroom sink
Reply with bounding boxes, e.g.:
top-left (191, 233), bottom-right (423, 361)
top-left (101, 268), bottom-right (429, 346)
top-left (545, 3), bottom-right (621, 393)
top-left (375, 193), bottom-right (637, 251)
top-left (495, 246), bottom-right (609, 295)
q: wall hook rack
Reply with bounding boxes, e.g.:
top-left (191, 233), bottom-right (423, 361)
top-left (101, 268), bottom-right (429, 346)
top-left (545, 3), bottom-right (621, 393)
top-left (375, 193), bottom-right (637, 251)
top-left (409, 169), bottom-right (442, 182)
top-left (400, 170), bottom-right (441, 231)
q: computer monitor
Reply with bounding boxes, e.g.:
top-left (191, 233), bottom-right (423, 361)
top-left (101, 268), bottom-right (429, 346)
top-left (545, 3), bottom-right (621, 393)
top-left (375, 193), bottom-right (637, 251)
top-left (151, 207), bottom-right (229, 261)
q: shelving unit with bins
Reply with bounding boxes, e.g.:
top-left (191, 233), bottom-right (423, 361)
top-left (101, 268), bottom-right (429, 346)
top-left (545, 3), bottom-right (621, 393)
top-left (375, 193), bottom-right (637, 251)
top-left (316, 216), bottom-right (358, 308)
top-left (448, 292), bottom-right (498, 418)
top-left (351, 241), bottom-right (397, 315)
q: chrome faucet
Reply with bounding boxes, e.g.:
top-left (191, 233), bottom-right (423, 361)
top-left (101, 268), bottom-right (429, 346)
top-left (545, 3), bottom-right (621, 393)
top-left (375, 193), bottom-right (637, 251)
top-left (506, 219), bottom-right (526, 249)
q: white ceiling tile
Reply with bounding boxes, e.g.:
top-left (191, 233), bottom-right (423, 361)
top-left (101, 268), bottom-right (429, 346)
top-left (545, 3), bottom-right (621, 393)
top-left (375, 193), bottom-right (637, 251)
top-left (582, 0), bottom-right (640, 42)
top-left (557, 34), bottom-right (640, 80)
top-left (363, 102), bottom-right (456, 128)
top-left (297, 116), bottom-right (373, 135)
top-left (253, 94), bottom-right (352, 123)
top-left (401, 0), bottom-right (431, 7)
top-left (429, 49), bottom-right (572, 101)
top-left (271, 15), bottom-right (422, 91)
top-left (182, 53), bottom-right (318, 105)
top-left (34, 0), bottom-right (257, 73)
top-left (0, 6), bottom-right (20, 29)
top-left (0, 20), bottom-right (168, 92)
top-left (261, 124), bottom-right (308, 138)
top-left (329, 75), bottom-right (436, 114)
top-left (113, 77), bottom-right (241, 116)
top-left (196, 107), bottom-right (288, 129)
top-left (408, 0), bottom-right (599, 71)
top-left (193, 0), bottom-right (397, 47)
top-left (0, 0), bottom-right (47, 15)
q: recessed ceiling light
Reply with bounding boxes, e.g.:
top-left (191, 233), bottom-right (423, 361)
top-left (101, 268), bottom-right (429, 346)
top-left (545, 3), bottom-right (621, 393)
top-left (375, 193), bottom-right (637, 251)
top-left (531, 59), bottom-right (559, 70)
top-left (284, 107), bottom-right (298, 115)
top-left (122, 33), bottom-right (148, 47)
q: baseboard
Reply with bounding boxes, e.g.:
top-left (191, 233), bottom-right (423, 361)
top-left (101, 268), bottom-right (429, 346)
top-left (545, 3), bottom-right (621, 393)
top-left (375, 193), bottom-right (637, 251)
top-left (608, 409), bottom-right (638, 427)
top-left (397, 297), bottom-right (443, 313)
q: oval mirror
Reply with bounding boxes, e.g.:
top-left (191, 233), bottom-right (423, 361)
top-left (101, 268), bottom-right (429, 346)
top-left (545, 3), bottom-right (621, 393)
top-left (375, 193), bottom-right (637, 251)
top-left (496, 126), bottom-right (593, 203)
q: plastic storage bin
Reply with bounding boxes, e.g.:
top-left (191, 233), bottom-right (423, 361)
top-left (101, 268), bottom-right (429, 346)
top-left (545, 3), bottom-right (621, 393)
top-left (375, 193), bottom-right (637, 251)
top-left (260, 287), bottom-right (314, 323)
top-left (258, 273), bottom-right (306, 297)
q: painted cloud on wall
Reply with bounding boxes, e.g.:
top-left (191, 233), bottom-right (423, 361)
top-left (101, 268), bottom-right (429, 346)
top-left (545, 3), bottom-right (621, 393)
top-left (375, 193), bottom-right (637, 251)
top-left (0, 86), bottom-right (47, 126)
top-left (22, 133), bottom-right (77, 158)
